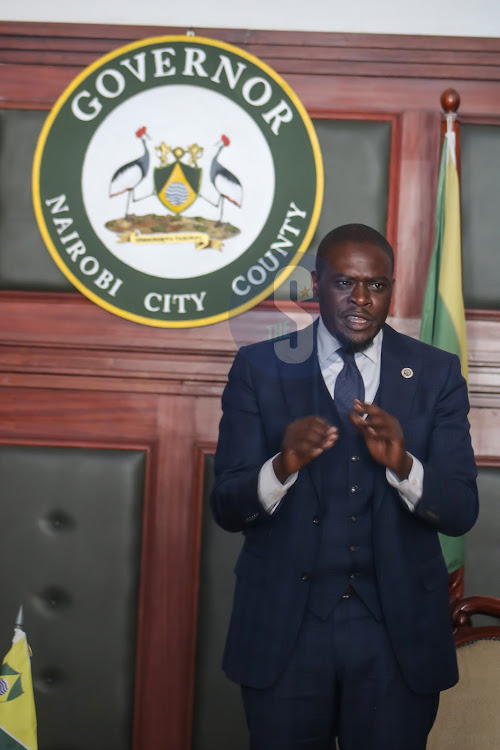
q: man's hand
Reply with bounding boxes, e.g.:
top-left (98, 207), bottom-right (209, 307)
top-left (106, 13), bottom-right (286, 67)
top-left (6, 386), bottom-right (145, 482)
top-left (350, 400), bottom-right (412, 480)
top-left (273, 416), bottom-right (338, 484)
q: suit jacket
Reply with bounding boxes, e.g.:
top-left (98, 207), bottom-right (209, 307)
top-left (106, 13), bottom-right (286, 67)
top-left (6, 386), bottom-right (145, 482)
top-left (210, 322), bottom-right (478, 693)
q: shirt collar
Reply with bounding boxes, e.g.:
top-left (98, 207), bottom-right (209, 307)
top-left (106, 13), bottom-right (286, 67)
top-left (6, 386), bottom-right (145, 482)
top-left (317, 317), bottom-right (383, 367)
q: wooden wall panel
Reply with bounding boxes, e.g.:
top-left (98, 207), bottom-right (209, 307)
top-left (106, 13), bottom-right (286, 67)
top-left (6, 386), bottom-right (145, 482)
top-left (0, 385), bottom-right (216, 750)
top-left (1, 21), bottom-right (500, 750)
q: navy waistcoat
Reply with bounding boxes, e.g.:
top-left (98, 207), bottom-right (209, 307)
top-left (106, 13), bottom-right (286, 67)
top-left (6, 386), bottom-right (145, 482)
top-left (307, 373), bottom-right (382, 621)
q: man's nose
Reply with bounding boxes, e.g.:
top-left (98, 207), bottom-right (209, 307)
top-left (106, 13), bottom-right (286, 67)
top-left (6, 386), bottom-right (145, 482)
top-left (349, 282), bottom-right (371, 305)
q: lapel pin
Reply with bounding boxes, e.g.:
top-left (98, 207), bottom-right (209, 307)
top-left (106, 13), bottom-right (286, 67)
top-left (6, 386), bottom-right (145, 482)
top-left (401, 367), bottom-right (413, 379)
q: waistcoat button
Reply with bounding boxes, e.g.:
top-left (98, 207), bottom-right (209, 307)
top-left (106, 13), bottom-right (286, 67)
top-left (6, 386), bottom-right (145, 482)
top-left (351, 455), bottom-right (360, 462)
top-left (350, 485), bottom-right (359, 493)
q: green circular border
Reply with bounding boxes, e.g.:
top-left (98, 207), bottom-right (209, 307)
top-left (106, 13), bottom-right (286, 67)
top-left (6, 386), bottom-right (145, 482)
top-left (33, 35), bottom-right (324, 328)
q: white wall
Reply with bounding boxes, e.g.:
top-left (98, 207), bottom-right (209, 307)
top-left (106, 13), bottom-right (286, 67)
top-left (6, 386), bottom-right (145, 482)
top-left (2, 0), bottom-right (499, 38)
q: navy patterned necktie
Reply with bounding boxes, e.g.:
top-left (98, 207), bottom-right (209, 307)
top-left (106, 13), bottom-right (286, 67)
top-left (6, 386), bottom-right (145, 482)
top-left (334, 349), bottom-right (365, 424)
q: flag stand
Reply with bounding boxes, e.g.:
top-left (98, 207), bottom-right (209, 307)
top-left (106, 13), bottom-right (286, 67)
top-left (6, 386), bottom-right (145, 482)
top-left (440, 88), bottom-right (461, 179)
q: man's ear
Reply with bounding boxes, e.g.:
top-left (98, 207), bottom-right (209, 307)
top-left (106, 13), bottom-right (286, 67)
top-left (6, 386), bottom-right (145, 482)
top-left (311, 270), bottom-right (318, 297)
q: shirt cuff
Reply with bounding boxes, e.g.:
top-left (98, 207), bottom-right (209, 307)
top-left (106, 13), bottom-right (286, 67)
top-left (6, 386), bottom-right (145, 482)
top-left (258, 454), bottom-right (298, 514)
top-left (386, 453), bottom-right (424, 512)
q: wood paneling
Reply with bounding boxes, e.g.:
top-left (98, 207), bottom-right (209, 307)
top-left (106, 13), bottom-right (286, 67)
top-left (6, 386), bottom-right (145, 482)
top-left (1, 21), bottom-right (500, 750)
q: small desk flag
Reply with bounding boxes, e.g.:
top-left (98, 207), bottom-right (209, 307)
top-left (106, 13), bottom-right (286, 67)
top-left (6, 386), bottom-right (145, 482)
top-left (0, 610), bottom-right (37, 750)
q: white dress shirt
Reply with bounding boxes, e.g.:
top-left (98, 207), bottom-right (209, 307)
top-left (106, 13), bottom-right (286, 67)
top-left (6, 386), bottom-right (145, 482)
top-left (258, 319), bottom-right (424, 512)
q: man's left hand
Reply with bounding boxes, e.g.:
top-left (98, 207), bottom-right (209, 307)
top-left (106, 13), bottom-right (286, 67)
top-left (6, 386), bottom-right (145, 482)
top-left (350, 400), bottom-right (412, 480)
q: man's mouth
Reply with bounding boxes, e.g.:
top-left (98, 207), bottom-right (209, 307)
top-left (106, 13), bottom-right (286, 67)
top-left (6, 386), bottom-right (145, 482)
top-left (343, 313), bottom-right (374, 330)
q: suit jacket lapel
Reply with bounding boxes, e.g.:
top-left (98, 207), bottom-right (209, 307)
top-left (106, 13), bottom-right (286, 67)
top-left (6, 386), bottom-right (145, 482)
top-left (374, 324), bottom-right (421, 512)
top-left (278, 319), bottom-right (324, 505)
top-left (278, 319), bottom-right (320, 419)
top-left (378, 325), bottom-right (418, 422)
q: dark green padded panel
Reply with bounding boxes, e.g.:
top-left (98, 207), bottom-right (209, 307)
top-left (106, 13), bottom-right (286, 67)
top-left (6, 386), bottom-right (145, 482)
top-left (274, 119), bottom-right (391, 300)
top-left (465, 466), bottom-right (500, 601)
top-left (0, 445), bottom-right (145, 750)
top-left (461, 124), bottom-right (500, 310)
top-left (0, 110), bottom-right (72, 290)
top-left (192, 455), bottom-right (248, 750)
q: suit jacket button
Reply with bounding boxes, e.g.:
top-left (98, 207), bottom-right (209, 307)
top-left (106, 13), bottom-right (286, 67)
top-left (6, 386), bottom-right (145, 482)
top-left (351, 455), bottom-right (360, 462)
top-left (350, 485), bottom-right (359, 493)
top-left (301, 573), bottom-right (311, 582)
top-left (312, 517), bottom-right (320, 525)
top-left (351, 515), bottom-right (357, 522)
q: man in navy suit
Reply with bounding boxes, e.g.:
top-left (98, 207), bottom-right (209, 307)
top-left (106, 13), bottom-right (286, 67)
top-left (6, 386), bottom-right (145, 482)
top-left (211, 224), bottom-right (478, 750)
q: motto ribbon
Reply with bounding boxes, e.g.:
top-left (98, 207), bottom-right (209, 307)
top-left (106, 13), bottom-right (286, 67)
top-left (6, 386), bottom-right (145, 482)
top-left (117, 231), bottom-right (223, 250)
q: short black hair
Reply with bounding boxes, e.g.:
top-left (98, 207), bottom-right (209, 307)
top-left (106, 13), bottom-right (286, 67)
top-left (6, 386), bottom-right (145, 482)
top-left (315, 224), bottom-right (394, 274)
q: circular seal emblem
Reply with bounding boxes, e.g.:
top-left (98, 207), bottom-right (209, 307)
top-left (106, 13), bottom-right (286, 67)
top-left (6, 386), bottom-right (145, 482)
top-left (33, 36), bottom-right (323, 328)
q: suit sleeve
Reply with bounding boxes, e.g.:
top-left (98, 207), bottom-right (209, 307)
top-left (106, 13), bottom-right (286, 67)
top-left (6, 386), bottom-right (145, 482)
top-left (413, 353), bottom-right (478, 536)
top-left (210, 348), bottom-right (276, 532)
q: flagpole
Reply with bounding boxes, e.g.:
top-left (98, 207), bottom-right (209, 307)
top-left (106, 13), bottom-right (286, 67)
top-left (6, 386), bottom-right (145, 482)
top-left (14, 606), bottom-right (23, 629)
top-left (439, 87), bottom-right (466, 605)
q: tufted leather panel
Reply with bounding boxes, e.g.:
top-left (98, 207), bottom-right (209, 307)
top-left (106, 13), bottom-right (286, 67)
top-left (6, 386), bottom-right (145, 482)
top-left (0, 110), bottom-right (73, 291)
top-left (273, 119), bottom-right (391, 300)
top-left (461, 123), bottom-right (500, 310)
top-left (0, 445), bottom-right (145, 750)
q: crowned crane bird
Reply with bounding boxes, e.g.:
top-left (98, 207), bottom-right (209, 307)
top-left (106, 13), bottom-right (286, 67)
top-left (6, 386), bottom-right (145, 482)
top-left (109, 126), bottom-right (151, 218)
top-left (210, 135), bottom-right (243, 223)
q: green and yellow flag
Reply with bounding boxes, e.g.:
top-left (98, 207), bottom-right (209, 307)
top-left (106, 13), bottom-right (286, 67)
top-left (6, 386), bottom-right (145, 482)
top-left (420, 116), bottom-right (468, 573)
top-left (0, 616), bottom-right (37, 750)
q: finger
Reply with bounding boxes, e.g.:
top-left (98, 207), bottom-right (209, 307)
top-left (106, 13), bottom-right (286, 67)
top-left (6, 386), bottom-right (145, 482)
top-left (349, 412), bottom-right (370, 433)
top-left (310, 423), bottom-right (338, 441)
top-left (364, 414), bottom-right (391, 429)
top-left (309, 425), bottom-right (338, 448)
top-left (305, 428), bottom-right (334, 447)
top-left (302, 417), bottom-right (331, 433)
top-left (350, 413), bottom-right (385, 440)
top-left (321, 432), bottom-right (338, 448)
top-left (352, 412), bottom-right (386, 433)
top-left (354, 400), bottom-right (385, 416)
top-left (353, 399), bottom-right (366, 412)
top-left (309, 447), bottom-right (325, 459)
top-left (301, 428), bottom-right (337, 450)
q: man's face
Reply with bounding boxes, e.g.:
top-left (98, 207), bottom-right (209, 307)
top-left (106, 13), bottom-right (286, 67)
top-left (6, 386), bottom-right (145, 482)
top-left (311, 240), bottom-right (394, 351)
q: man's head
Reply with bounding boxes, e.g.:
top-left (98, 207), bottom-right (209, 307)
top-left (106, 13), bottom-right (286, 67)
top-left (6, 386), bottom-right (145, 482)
top-left (312, 224), bottom-right (395, 353)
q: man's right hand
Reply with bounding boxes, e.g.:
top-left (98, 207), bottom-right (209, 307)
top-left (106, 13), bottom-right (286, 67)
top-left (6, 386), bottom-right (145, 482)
top-left (273, 417), bottom-right (338, 484)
